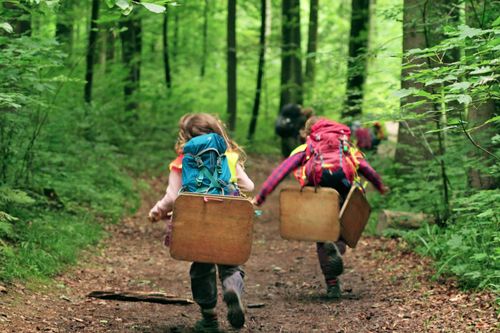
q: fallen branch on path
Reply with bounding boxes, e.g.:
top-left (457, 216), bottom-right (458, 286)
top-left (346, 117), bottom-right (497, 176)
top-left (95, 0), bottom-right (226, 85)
top-left (87, 291), bottom-right (194, 305)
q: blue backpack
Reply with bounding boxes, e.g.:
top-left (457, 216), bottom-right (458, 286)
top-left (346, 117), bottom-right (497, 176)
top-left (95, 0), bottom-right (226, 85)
top-left (181, 133), bottom-right (233, 195)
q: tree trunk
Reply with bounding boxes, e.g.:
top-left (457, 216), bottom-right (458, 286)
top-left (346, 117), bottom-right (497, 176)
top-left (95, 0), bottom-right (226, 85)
top-left (279, 0), bottom-right (303, 111)
top-left (343, 0), bottom-right (370, 118)
top-left (395, 0), bottom-right (459, 165)
top-left (119, 10), bottom-right (142, 116)
top-left (200, 0), bottom-right (209, 77)
top-left (163, 11), bottom-right (172, 89)
top-left (394, 0), bottom-right (431, 165)
top-left (248, 0), bottom-right (268, 140)
top-left (4, 2), bottom-right (31, 36)
top-left (227, 0), bottom-right (237, 131)
top-left (173, 9), bottom-right (179, 61)
top-left (305, 0), bottom-right (318, 86)
top-left (466, 0), bottom-right (499, 189)
top-left (84, 0), bottom-right (99, 104)
top-left (55, 1), bottom-right (73, 54)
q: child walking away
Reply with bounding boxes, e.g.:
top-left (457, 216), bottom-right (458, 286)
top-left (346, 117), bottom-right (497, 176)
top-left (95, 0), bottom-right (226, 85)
top-left (149, 113), bottom-right (254, 332)
top-left (253, 117), bottom-right (387, 300)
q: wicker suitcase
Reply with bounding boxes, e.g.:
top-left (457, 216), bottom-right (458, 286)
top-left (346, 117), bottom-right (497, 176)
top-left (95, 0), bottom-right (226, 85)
top-left (279, 187), bottom-right (341, 242)
top-left (170, 193), bottom-right (254, 265)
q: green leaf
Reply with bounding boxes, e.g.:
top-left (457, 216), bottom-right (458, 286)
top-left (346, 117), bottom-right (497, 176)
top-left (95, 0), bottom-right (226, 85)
top-left (457, 25), bottom-right (485, 39)
top-left (0, 22), bottom-right (13, 34)
top-left (449, 82), bottom-right (471, 91)
top-left (105, 0), bottom-right (116, 8)
top-left (492, 16), bottom-right (500, 27)
top-left (485, 115), bottom-right (500, 125)
top-left (142, 2), bottom-right (166, 13)
top-left (456, 94), bottom-right (472, 105)
top-left (393, 88), bottom-right (415, 98)
top-left (116, 0), bottom-right (132, 11)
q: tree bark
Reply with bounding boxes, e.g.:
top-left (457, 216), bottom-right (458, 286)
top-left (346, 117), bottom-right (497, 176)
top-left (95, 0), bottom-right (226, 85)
top-left (84, 0), bottom-right (99, 104)
top-left (279, 0), bottom-right (303, 111)
top-left (119, 10), bottom-right (142, 115)
top-left (395, 0), bottom-right (459, 165)
top-left (4, 2), bottom-right (31, 36)
top-left (343, 0), bottom-right (370, 118)
top-left (248, 0), bottom-right (268, 140)
top-left (163, 11), bottom-right (172, 89)
top-left (173, 10), bottom-right (179, 61)
top-left (227, 0), bottom-right (237, 131)
top-left (466, 0), bottom-right (499, 189)
top-left (200, 0), bottom-right (209, 77)
top-left (55, 1), bottom-right (73, 53)
top-left (305, 0), bottom-right (318, 86)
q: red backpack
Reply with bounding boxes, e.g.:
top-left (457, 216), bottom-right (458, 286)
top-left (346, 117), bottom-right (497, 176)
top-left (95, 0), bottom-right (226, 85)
top-left (296, 119), bottom-right (360, 187)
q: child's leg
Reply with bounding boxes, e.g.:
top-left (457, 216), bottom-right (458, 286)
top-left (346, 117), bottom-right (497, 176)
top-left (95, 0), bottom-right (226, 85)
top-left (190, 262), bottom-right (219, 332)
top-left (190, 262), bottom-right (218, 309)
top-left (218, 265), bottom-right (245, 329)
top-left (316, 242), bottom-right (344, 299)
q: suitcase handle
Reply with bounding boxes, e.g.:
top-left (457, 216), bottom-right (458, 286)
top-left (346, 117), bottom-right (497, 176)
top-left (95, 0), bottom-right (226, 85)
top-left (203, 196), bottom-right (224, 203)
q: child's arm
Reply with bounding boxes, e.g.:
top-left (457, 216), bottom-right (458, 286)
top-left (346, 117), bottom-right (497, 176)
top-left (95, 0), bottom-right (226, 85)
top-left (357, 157), bottom-right (387, 194)
top-left (149, 170), bottom-right (182, 222)
top-left (235, 164), bottom-right (254, 192)
top-left (254, 152), bottom-right (305, 206)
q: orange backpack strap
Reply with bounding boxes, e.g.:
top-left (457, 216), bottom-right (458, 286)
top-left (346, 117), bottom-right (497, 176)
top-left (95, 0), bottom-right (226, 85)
top-left (169, 154), bottom-right (183, 172)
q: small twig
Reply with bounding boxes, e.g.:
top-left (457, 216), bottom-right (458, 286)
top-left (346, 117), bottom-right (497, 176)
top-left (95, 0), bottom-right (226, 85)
top-left (459, 110), bottom-right (500, 161)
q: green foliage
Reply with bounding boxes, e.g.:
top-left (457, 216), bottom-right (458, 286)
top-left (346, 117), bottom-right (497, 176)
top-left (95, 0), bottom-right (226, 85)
top-left (404, 190), bottom-right (500, 293)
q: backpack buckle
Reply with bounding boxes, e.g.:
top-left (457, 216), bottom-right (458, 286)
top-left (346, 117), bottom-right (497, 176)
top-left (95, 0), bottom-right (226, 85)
top-left (195, 156), bottom-right (204, 168)
top-left (196, 173), bottom-right (204, 187)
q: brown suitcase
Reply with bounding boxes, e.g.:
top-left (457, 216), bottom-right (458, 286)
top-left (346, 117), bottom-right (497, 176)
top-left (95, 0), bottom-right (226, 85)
top-left (279, 187), bottom-right (341, 242)
top-left (170, 193), bottom-right (254, 265)
top-left (339, 187), bottom-right (371, 248)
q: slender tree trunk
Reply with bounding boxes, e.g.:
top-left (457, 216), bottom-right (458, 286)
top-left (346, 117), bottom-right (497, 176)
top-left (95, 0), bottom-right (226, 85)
top-left (119, 10), bottom-right (142, 115)
top-left (227, 0), bottom-right (237, 131)
top-left (173, 10), bottom-right (179, 60)
top-left (98, 22), bottom-right (116, 73)
top-left (279, 0), bottom-right (303, 111)
top-left (163, 11), bottom-right (172, 89)
top-left (200, 0), bottom-right (209, 77)
top-left (84, 0), bottom-right (99, 104)
top-left (248, 0), bottom-right (268, 140)
top-left (55, 1), bottom-right (73, 54)
top-left (343, 0), bottom-right (370, 118)
top-left (305, 0), bottom-right (318, 85)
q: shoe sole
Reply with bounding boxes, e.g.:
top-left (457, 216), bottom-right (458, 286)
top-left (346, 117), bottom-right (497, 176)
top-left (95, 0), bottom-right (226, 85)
top-left (224, 289), bottom-right (245, 329)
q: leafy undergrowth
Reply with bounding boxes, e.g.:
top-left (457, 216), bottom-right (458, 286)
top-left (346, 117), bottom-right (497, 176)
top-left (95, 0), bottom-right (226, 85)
top-left (366, 149), bottom-right (500, 295)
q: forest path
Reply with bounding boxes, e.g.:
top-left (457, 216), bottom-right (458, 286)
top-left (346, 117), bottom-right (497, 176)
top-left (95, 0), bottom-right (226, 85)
top-left (0, 156), bottom-right (497, 333)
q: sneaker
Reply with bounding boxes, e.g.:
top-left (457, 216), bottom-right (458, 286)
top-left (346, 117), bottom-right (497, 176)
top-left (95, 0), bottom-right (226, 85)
top-left (194, 309), bottom-right (219, 333)
top-left (223, 288), bottom-right (245, 329)
top-left (323, 242), bottom-right (344, 276)
top-left (326, 279), bottom-right (342, 300)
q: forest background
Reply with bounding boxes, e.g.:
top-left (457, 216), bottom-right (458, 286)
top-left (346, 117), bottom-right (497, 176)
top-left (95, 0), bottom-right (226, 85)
top-left (0, 0), bottom-right (498, 298)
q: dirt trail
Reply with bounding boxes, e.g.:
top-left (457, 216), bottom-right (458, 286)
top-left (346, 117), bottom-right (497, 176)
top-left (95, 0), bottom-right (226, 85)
top-left (0, 156), bottom-right (498, 333)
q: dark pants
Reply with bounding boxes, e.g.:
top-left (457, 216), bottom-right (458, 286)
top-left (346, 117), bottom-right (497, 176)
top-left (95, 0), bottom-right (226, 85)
top-left (190, 262), bottom-right (245, 309)
top-left (314, 169), bottom-right (351, 281)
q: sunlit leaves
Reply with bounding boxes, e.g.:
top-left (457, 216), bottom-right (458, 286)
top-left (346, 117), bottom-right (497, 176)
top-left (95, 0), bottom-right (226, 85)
top-left (142, 2), bottom-right (166, 13)
top-left (0, 22), bottom-right (13, 34)
top-left (107, 0), bottom-right (167, 15)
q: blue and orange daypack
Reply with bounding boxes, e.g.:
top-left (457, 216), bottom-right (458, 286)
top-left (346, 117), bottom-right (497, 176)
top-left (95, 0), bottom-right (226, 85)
top-left (181, 133), bottom-right (234, 195)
